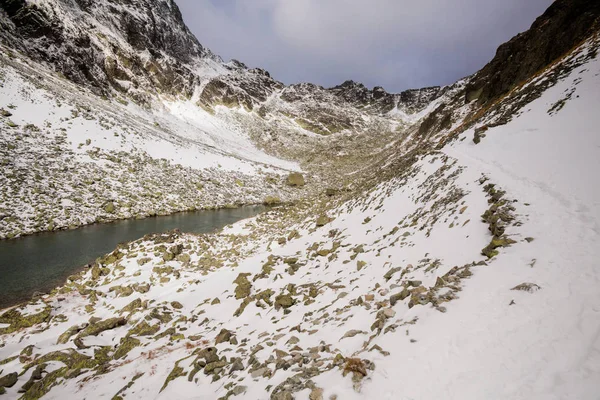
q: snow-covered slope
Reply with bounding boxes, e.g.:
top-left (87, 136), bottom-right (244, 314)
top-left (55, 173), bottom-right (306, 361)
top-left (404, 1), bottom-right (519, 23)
top-left (0, 23), bottom-right (598, 400)
top-left (0, 47), bottom-right (305, 239)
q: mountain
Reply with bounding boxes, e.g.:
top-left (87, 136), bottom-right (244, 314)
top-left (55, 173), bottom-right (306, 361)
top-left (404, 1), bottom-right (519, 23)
top-left (0, 0), bottom-right (599, 399)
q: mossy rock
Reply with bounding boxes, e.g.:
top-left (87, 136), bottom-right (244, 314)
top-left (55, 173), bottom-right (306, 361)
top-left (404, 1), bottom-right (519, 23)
top-left (274, 294), bottom-right (295, 310)
top-left (263, 196), bottom-right (282, 206)
top-left (77, 317), bottom-right (126, 338)
top-left (233, 273), bottom-right (252, 299)
top-left (128, 321), bottom-right (160, 337)
top-left (286, 172), bottom-right (305, 187)
top-left (0, 306), bottom-right (52, 335)
top-left (316, 215), bottom-right (330, 227)
top-left (104, 202), bottom-right (115, 214)
top-left (113, 337), bottom-right (141, 359)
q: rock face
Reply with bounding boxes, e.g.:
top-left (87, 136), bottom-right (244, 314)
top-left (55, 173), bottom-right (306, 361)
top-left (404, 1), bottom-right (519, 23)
top-left (0, 0), bottom-right (222, 99)
top-left (466, 0), bottom-right (600, 105)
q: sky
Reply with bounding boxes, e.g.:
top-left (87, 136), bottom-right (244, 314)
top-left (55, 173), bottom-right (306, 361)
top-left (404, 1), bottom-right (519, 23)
top-left (176, 0), bottom-right (553, 92)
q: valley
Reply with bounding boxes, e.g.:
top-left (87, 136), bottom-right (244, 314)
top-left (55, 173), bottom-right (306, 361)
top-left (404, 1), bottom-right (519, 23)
top-left (0, 0), bottom-right (599, 399)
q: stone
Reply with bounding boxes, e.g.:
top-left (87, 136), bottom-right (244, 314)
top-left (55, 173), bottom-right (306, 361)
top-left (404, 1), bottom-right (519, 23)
top-left (231, 385), bottom-right (247, 395)
top-left (310, 388), bottom-right (324, 400)
top-left (273, 391), bottom-right (294, 400)
top-left (128, 321), bottom-right (160, 337)
top-left (104, 202), bottom-right (115, 213)
top-left (204, 360), bottom-right (227, 374)
top-left (341, 330), bottom-right (365, 339)
top-left (250, 367), bottom-right (269, 378)
top-left (390, 289), bottom-right (411, 305)
top-left (170, 301), bottom-right (183, 309)
top-left (275, 294), bottom-right (295, 310)
top-left (196, 347), bottom-right (219, 364)
top-left (511, 282), bottom-right (542, 293)
top-left (77, 317), bottom-right (126, 338)
top-left (215, 329), bottom-right (233, 344)
top-left (287, 173), bottom-right (305, 187)
top-left (316, 215), bottom-right (329, 227)
top-left (317, 249), bottom-right (331, 257)
top-left (382, 308), bottom-right (396, 319)
top-left (384, 267), bottom-right (402, 281)
top-left (0, 372), bottom-right (18, 388)
top-left (234, 273), bottom-right (252, 299)
top-left (230, 358), bottom-right (244, 373)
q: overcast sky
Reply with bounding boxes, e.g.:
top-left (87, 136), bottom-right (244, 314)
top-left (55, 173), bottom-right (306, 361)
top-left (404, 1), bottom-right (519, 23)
top-left (177, 0), bottom-right (552, 92)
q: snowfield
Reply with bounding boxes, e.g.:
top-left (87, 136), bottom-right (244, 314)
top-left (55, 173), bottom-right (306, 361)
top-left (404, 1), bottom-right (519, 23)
top-left (0, 34), bottom-right (599, 400)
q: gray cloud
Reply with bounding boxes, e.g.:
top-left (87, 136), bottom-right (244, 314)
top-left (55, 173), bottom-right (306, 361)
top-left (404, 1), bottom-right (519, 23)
top-left (177, 0), bottom-right (552, 91)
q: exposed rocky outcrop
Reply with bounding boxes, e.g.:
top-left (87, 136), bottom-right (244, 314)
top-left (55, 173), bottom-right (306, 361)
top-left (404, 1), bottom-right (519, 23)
top-left (466, 0), bottom-right (600, 106)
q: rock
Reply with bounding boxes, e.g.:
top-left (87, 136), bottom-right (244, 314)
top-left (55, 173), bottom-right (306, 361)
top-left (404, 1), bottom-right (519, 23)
top-left (341, 330), bottom-right (365, 339)
top-left (382, 308), bottom-right (396, 319)
top-left (408, 280), bottom-right (422, 287)
top-left (473, 126), bottom-right (488, 144)
top-left (57, 324), bottom-right (85, 344)
top-left (120, 298), bottom-right (143, 314)
top-left (196, 347), bottom-right (219, 363)
top-left (286, 336), bottom-right (300, 345)
top-left (103, 202), bottom-right (115, 213)
top-left (128, 321), bottom-right (160, 336)
top-left (356, 260), bottom-right (367, 271)
top-left (342, 358), bottom-right (368, 377)
top-left (250, 367), bottom-right (270, 378)
top-left (384, 267), bottom-right (402, 281)
top-left (287, 172), bottom-right (305, 187)
top-left (390, 289), bottom-right (411, 305)
top-left (364, 294), bottom-right (375, 301)
top-left (309, 388), bottom-right (324, 400)
top-left (215, 329), bottom-right (233, 344)
top-left (204, 360), bottom-right (227, 374)
top-left (231, 385), bottom-right (247, 395)
top-left (77, 317), bottom-right (126, 338)
top-left (264, 196), bottom-right (282, 206)
top-left (275, 294), bottom-right (295, 310)
top-left (114, 337), bottom-right (140, 359)
top-left (234, 273), bottom-right (252, 299)
top-left (273, 391), bottom-right (294, 400)
top-left (176, 253), bottom-right (191, 263)
top-left (230, 358), bottom-right (244, 373)
top-left (317, 249), bottom-right (331, 257)
top-left (0, 372), bottom-right (18, 388)
top-left (511, 282), bottom-right (542, 293)
top-left (170, 301), bottom-right (183, 309)
top-left (316, 215), bottom-right (329, 227)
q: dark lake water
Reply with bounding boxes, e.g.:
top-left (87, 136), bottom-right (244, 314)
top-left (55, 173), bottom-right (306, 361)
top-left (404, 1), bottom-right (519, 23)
top-left (0, 206), bottom-right (267, 310)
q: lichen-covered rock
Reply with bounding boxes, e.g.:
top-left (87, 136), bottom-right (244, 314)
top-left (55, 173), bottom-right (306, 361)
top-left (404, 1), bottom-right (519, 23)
top-left (0, 372), bottom-right (18, 388)
top-left (275, 294), bottom-right (295, 310)
top-left (0, 306), bottom-right (52, 334)
top-left (77, 316), bottom-right (126, 338)
top-left (113, 337), bottom-right (140, 359)
top-left (316, 215), bottom-right (329, 227)
top-left (286, 172), bottom-right (305, 187)
top-left (233, 273), bottom-right (252, 299)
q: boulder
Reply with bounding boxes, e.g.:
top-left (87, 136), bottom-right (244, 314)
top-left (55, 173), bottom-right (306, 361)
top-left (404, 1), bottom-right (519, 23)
top-left (287, 172), bottom-right (305, 187)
